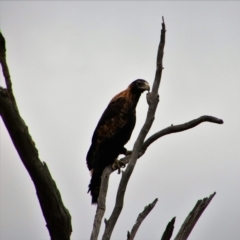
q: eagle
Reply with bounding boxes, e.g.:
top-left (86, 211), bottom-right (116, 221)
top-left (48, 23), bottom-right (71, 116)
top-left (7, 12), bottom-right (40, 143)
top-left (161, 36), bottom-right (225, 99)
top-left (86, 79), bottom-right (150, 204)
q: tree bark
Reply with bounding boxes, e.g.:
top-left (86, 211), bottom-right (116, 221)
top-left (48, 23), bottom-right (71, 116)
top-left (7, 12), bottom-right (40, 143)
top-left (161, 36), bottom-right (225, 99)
top-left (174, 192), bottom-right (216, 240)
top-left (0, 32), bottom-right (72, 240)
top-left (127, 198), bottom-right (158, 240)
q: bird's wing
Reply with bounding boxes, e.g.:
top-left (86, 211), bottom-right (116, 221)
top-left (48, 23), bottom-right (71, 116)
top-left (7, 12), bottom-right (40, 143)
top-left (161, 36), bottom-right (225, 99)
top-left (93, 94), bottom-right (129, 143)
top-left (87, 94), bottom-right (129, 170)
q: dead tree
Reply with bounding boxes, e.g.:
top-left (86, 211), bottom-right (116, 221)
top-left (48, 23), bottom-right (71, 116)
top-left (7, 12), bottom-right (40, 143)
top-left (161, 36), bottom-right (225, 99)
top-left (90, 18), bottom-right (223, 240)
top-left (0, 18), bottom-right (223, 240)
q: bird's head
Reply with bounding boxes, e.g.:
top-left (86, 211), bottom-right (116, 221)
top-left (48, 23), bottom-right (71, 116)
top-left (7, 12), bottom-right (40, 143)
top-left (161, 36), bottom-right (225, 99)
top-left (129, 79), bottom-right (150, 93)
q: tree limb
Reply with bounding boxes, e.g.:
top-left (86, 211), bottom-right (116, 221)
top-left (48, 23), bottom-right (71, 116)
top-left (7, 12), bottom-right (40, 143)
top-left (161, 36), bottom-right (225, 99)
top-left (90, 166), bottom-right (112, 240)
top-left (0, 32), bottom-right (72, 240)
top-left (0, 32), bottom-right (18, 108)
top-left (127, 198), bottom-right (158, 240)
top-left (141, 116), bottom-right (223, 155)
top-left (161, 217), bottom-right (176, 240)
top-left (101, 17), bottom-right (166, 240)
top-left (174, 192), bottom-right (216, 240)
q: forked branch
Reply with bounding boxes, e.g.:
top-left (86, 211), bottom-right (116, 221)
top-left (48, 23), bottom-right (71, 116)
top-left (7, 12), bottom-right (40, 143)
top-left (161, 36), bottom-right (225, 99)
top-left (90, 18), bottom-right (223, 240)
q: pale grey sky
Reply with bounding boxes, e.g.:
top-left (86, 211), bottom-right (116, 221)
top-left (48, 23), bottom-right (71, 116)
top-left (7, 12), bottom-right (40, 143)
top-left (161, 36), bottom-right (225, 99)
top-left (0, 1), bottom-right (240, 240)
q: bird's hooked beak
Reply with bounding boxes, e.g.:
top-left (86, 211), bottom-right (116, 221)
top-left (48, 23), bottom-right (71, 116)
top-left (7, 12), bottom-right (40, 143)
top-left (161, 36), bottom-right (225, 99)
top-left (141, 81), bottom-right (150, 92)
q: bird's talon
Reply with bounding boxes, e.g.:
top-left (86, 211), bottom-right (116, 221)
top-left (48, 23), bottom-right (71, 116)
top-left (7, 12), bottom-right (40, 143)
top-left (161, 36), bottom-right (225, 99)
top-left (112, 159), bottom-right (126, 173)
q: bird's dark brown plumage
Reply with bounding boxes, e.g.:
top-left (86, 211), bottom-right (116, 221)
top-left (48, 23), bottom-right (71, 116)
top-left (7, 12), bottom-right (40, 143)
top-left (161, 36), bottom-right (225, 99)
top-left (86, 79), bottom-right (150, 204)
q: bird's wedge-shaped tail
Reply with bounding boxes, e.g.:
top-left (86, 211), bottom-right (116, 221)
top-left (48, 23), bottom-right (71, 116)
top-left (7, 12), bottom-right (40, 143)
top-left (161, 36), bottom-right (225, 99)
top-left (88, 168), bottom-right (102, 204)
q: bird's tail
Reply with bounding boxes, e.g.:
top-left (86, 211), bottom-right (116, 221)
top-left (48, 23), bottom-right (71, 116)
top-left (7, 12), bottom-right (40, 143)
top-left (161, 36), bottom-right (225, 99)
top-left (88, 170), bottom-right (102, 204)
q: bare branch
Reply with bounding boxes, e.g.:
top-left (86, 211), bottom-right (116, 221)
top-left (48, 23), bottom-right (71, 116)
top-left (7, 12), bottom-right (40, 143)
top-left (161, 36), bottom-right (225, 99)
top-left (161, 217), bottom-right (176, 240)
top-left (98, 115), bottom-right (223, 173)
top-left (90, 166), bottom-right (112, 240)
top-left (127, 198), bottom-right (158, 240)
top-left (0, 32), bottom-right (72, 240)
top-left (141, 116), bottom-right (223, 155)
top-left (101, 18), bottom-right (166, 240)
top-left (0, 31), bottom-right (18, 109)
top-left (174, 192), bottom-right (216, 240)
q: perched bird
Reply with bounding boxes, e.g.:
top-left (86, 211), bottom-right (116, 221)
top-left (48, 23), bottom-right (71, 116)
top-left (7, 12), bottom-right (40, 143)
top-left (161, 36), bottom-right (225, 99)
top-left (86, 79), bottom-right (150, 204)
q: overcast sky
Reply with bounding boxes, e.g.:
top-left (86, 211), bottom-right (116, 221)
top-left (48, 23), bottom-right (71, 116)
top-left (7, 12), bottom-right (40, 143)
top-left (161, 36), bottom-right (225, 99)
top-left (0, 1), bottom-right (240, 240)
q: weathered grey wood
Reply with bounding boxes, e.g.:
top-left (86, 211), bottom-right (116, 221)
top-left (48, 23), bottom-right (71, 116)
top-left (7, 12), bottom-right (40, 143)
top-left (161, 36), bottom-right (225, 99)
top-left (127, 198), bottom-right (158, 240)
top-left (141, 116), bottom-right (223, 156)
top-left (90, 166), bottom-right (112, 240)
top-left (174, 192), bottom-right (216, 240)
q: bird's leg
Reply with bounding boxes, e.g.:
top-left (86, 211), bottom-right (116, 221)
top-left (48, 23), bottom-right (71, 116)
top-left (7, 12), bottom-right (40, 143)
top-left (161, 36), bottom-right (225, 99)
top-left (112, 148), bottom-right (132, 173)
top-left (120, 147), bottom-right (132, 156)
top-left (112, 159), bottom-right (126, 174)
top-left (125, 150), bottom-right (132, 156)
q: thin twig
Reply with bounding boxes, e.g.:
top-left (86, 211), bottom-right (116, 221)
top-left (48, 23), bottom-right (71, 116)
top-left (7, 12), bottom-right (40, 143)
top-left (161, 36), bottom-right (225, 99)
top-left (0, 31), bottom-right (18, 108)
top-left (127, 198), bottom-right (158, 240)
top-left (174, 192), bottom-right (216, 240)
